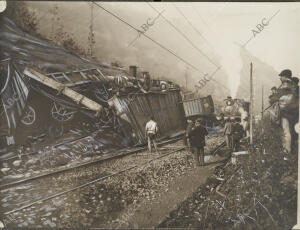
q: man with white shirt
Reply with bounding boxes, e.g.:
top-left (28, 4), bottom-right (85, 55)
top-left (145, 116), bottom-right (158, 152)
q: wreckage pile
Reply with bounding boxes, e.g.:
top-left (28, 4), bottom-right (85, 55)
top-left (159, 118), bottom-right (297, 230)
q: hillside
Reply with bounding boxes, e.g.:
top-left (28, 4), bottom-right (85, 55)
top-left (237, 47), bottom-right (281, 114)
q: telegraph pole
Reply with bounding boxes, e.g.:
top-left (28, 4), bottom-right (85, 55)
top-left (185, 67), bottom-right (188, 89)
top-left (89, 2), bottom-right (95, 58)
top-left (250, 62), bottom-right (254, 145)
top-left (292, 71), bottom-right (300, 230)
top-left (261, 85), bottom-right (264, 117)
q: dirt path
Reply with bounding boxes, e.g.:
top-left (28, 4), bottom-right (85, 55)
top-left (116, 162), bottom-right (220, 229)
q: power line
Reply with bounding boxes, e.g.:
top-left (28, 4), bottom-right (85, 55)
top-left (172, 3), bottom-right (218, 66)
top-left (208, 67), bottom-right (231, 91)
top-left (191, 6), bottom-right (209, 28)
top-left (147, 2), bottom-right (220, 70)
top-left (147, 2), bottom-right (230, 91)
top-left (93, 2), bottom-right (230, 92)
top-left (190, 5), bottom-right (215, 36)
top-left (92, 2), bottom-right (205, 75)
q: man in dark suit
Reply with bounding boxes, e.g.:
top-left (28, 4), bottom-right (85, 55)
top-left (188, 118), bottom-right (208, 166)
top-left (232, 117), bottom-right (244, 152)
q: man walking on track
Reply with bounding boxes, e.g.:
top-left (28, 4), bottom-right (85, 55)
top-left (187, 118), bottom-right (208, 166)
top-left (185, 119), bottom-right (194, 151)
top-left (223, 117), bottom-right (233, 148)
top-left (145, 116), bottom-right (158, 153)
top-left (232, 117), bottom-right (244, 152)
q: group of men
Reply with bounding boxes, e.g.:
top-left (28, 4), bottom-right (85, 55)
top-left (223, 117), bottom-right (244, 151)
top-left (145, 116), bottom-right (209, 167)
top-left (145, 115), bottom-right (244, 167)
top-left (268, 69), bottom-right (299, 153)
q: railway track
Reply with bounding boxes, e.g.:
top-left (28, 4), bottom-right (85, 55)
top-left (0, 135), bottom-right (92, 162)
top-left (3, 146), bottom-right (186, 216)
top-left (0, 136), bottom-right (183, 190)
top-left (2, 135), bottom-right (227, 220)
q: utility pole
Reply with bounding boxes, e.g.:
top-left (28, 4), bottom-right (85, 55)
top-left (250, 62), bottom-right (254, 145)
top-left (261, 85), bottom-right (264, 118)
top-left (185, 67), bottom-right (188, 89)
top-left (88, 2), bottom-right (95, 58)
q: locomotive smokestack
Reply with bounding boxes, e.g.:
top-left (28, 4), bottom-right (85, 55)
top-left (142, 71), bottom-right (148, 77)
top-left (129, 66), bottom-right (137, 78)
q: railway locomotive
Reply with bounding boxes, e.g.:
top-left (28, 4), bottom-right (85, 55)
top-left (217, 96), bottom-right (250, 136)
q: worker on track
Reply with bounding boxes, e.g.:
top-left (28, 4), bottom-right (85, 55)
top-left (145, 116), bottom-right (158, 153)
top-left (223, 117), bottom-right (233, 148)
top-left (185, 119), bottom-right (194, 151)
top-left (187, 118), bottom-right (208, 167)
top-left (232, 117), bottom-right (244, 152)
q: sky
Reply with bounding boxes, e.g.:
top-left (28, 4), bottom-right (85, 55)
top-left (22, 1), bottom-right (300, 98)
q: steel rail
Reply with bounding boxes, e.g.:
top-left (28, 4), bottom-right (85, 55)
top-left (0, 136), bottom-right (183, 190)
top-left (4, 147), bottom-right (185, 215)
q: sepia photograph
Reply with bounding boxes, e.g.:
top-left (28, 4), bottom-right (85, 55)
top-left (0, 1), bottom-right (299, 229)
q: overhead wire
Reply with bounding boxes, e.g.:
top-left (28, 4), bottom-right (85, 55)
top-left (147, 2), bottom-right (230, 91)
top-left (172, 3), bottom-right (218, 65)
top-left (189, 5), bottom-right (252, 95)
top-left (93, 2), bottom-right (231, 93)
top-left (171, 3), bottom-right (232, 91)
top-left (147, 2), bottom-right (220, 70)
top-left (92, 2), bottom-right (205, 75)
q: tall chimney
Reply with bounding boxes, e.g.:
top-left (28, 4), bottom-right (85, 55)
top-left (129, 66), bottom-right (137, 78)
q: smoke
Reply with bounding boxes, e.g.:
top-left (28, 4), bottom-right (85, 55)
top-left (201, 24), bottom-right (242, 98)
top-left (24, 2), bottom-right (232, 98)
top-left (215, 41), bottom-right (242, 98)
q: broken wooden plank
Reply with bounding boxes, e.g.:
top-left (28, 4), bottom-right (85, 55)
top-left (23, 68), bottom-right (102, 116)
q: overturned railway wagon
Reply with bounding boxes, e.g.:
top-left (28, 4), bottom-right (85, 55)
top-left (181, 95), bottom-right (216, 127)
top-left (0, 16), bottom-right (185, 148)
top-left (108, 90), bottom-right (185, 145)
top-left (182, 95), bottom-right (215, 118)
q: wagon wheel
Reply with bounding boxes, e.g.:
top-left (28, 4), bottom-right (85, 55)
top-left (21, 106), bottom-right (36, 125)
top-left (51, 102), bottom-right (76, 122)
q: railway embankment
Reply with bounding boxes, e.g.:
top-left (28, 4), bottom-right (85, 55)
top-left (159, 119), bottom-right (297, 230)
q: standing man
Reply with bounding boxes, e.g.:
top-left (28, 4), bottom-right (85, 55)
top-left (145, 116), bottom-right (158, 153)
top-left (269, 86), bottom-right (279, 105)
top-left (188, 118), bottom-right (208, 166)
top-left (223, 117), bottom-right (233, 148)
top-left (185, 119), bottom-right (194, 151)
top-left (278, 69), bottom-right (295, 153)
top-left (232, 117), bottom-right (244, 152)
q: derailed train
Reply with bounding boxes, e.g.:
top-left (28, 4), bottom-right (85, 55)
top-left (0, 15), bottom-right (187, 149)
top-left (0, 15), bottom-right (224, 150)
top-left (0, 60), bottom-right (185, 148)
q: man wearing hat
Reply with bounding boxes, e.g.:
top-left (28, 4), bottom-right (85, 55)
top-left (225, 96), bottom-right (234, 106)
top-left (269, 86), bottom-right (279, 105)
top-left (277, 69), bottom-right (298, 153)
top-left (232, 117), bottom-right (244, 152)
top-left (223, 117), bottom-right (233, 148)
top-left (185, 119), bottom-right (194, 151)
top-left (187, 118), bottom-right (208, 166)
